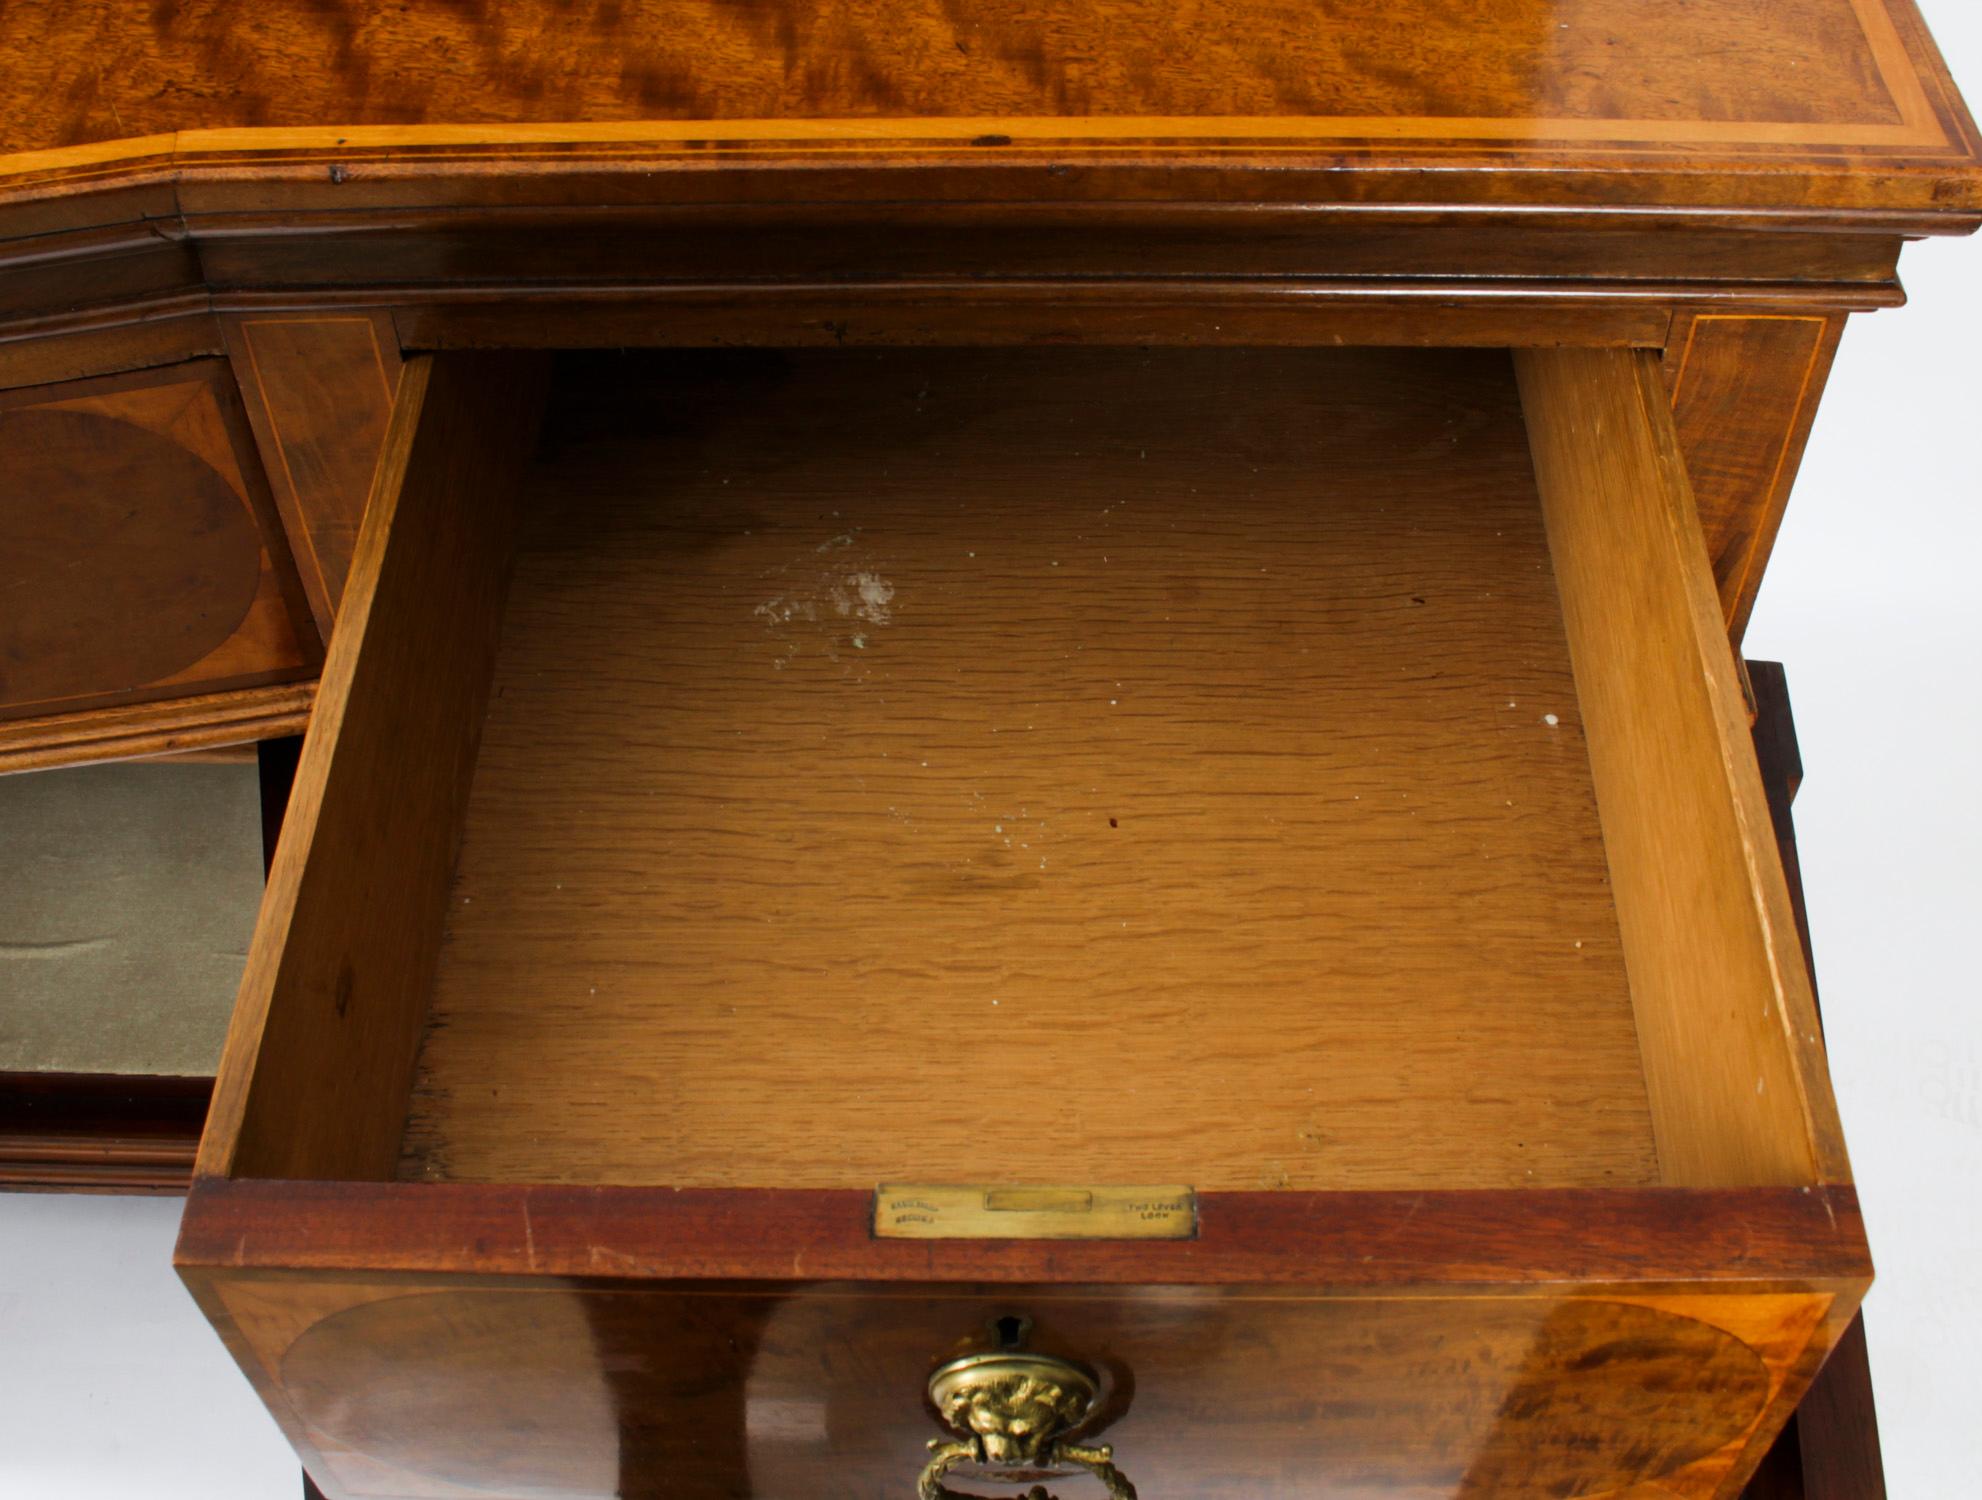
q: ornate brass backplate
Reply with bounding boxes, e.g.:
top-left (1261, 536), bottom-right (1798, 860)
top-left (919, 1352), bottom-right (1137, 1500)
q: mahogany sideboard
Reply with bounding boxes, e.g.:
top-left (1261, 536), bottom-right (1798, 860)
top-left (2, 4), bottom-right (1977, 1498)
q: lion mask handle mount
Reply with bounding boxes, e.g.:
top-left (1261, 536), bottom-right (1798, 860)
top-left (918, 1352), bottom-right (1137, 1500)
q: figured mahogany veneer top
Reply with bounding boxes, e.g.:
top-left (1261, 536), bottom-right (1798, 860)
top-left (1, 0), bottom-right (1977, 222)
top-left (398, 347), bottom-right (1658, 1192)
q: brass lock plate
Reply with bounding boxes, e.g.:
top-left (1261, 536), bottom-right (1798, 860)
top-left (874, 1184), bottom-right (1196, 1240)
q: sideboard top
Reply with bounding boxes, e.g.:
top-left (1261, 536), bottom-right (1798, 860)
top-left (3, 0), bottom-right (1978, 229)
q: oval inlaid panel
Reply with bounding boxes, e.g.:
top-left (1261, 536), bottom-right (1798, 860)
top-left (0, 408), bottom-right (261, 710)
top-left (280, 1289), bottom-right (1770, 1499)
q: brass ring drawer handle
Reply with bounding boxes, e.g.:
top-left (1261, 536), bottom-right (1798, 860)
top-left (919, 1353), bottom-right (1138, 1500)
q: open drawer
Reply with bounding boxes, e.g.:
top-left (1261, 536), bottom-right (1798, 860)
top-left (177, 345), bottom-right (1863, 1500)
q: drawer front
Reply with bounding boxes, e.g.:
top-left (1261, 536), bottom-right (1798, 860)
top-left (192, 1272), bottom-right (1836, 1500)
top-left (0, 359), bottom-right (319, 765)
top-left (180, 1182), bottom-right (1865, 1500)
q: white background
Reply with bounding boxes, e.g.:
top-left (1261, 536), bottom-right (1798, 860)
top-left (2, 6), bottom-right (1977, 1494)
top-left (1740, 2), bottom-right (1982, 1487)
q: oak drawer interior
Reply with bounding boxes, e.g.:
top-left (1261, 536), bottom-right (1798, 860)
top-left (201, 345), bottom-right (1841, 1197)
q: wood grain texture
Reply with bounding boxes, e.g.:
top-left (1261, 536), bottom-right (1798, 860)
top-left (174, 1178), bottom-right (1868, 1500)
top-left (188, 211), bottom-right (1909, 303)
top-left (0, 681), bottom-right (315, 774)
top-left (0, 312), bottom-right (221, 393)
top-left (222, 313), bottom-right (404, 637)
top-left (0, 5), bottom-right (1967, 692)
top-left (1515, 348), bottom-right (1847, 1189)
top-left (3, 0), bottom-right (1982, 202)
top-left (1740, 660), bottom-right (1886, 1500)
top-left (175, 1172), bottom-right (1866, 1500)
top-left (198, 352), bottom-right (550, 1182)
top-left (0, 359), bottom-right (317, 725)
top-left (206, 1280), bottom-right (1810, 1500)
top-left (180, 1178), bottom-right (1871, 1286)
top-left (2, 0), bottom-right (1978, 220)
top-left (0, 1073), bottom-right (209, 1194)
top-left (399, 347), bottom-right (1654, 1192)
top-left (174, 348), bottom-right (1877, 1500)
top-left (389, 290), bottom-right (1683, 353)
top-left (0, 0), bottom-right (1916, 144)
top-left (0, 407), bottom-right (263, 700)
top-left (1751, 662), bottom-right (1822, 1034)
top-left (1787, 1313), bottom-right (1887, 1500)
top-left (1667, 314), bottom-right (1848, 638)
top-left (0, 219), bottom-right (200, 332)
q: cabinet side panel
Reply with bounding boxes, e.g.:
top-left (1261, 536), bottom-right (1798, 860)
top-left (1664, 312), bottom-right (1846, 639)
top-left (197, 352), bottom-right (549, 1182)
top-left (1515, 348), bottom-right (1847, 1188)
top-left (1739, 660), bottom-right (1887, 1499)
